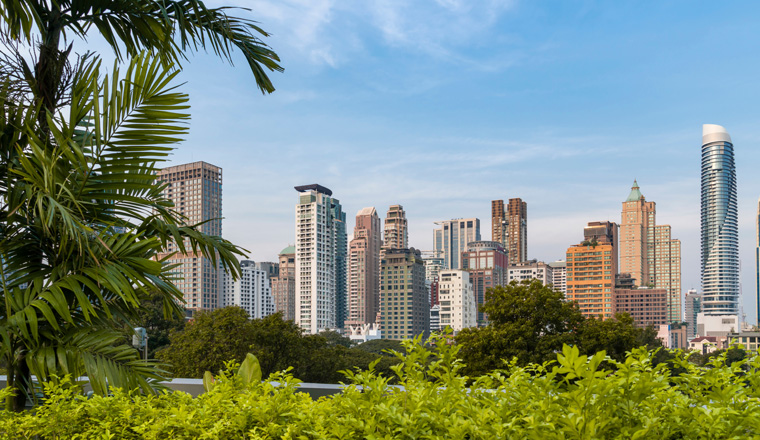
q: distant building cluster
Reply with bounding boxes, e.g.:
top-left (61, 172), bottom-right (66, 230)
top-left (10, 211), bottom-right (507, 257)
top-left (156, 124), bottom-right (757, 351)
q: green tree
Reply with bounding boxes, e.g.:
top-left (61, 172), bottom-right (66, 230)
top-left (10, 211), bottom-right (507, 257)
top-left (456, 280), bottom-right (584, 374)
top-left (125, 291), bottom-right (186, 359)
top-left (576, 313), bottom-right (662, 363)
top-left (0, 0), bottom-right (281, 411)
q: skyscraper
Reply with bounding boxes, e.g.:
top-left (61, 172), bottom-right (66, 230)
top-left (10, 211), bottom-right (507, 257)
top-left (684, 289), bottom-right (702, 340)
top-left (700, 124), bottom-right (739, 316)
top-left (506, 198), bottom-right (528, 263)
top-left (654, 225), bottom-right (682, 322)
top-left (156, 161), bottom-right (223, 312)
top-left (380, 248), bottom-right (429, 340)
top-left (491, 200), bottom-right (505, 243)
top-left (438, 270), bottom-right (477, 333)
top-left (433, 218), bottom-right (481, 270)
top-left (566, 221), bottom-right (618, 319)
top-left (461, 241), bottom-right (508, 325)
top-left (346, 207), bottom-right (381, 327)
top-left (620, 180), bottom-right (656, 286)
top-left (294, 184), bottom-right (347, 334)
top-left (383, 205), bottom-right (408, 249)
top-left (222, 260), bottom-right (275, 319)
top-left (271, 246), bottom-right (296, 321)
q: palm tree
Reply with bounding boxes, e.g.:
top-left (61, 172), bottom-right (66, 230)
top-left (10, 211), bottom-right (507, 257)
top-left (0, 1), bottom-right (281, 411)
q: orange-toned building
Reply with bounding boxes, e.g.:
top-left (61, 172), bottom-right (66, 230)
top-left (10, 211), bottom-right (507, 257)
top-left (566, 221), bottom-right (618, 320)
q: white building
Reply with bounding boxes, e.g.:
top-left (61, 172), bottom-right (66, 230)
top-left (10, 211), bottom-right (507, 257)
top-left (548, 260), bottom-right (567, 294)
top-left (507, 260), bottom-right (553, 285)
top-left (438, 270), bottom-right (476, 333)
top-left (697, 312), bottom-right (739, 338)
top-left (294, 184), bottom-right (347, 334)
top-left (430, 304), bottom-right (441, 332)
top-left (346, 323), bottom-right (382, 343)
top-left (222, 260), bottom-right (275, 319)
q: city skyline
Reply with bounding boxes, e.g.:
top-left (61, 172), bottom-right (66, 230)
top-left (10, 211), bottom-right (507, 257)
top-left (147, 2), bottom-right (760, 322)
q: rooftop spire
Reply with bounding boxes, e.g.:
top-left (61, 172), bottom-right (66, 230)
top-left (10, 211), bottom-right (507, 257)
top-left (625, 180), bottom-right (644, 202)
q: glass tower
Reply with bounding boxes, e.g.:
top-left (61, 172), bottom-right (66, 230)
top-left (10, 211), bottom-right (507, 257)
top-left (700, 124), bottom-right (739, 316)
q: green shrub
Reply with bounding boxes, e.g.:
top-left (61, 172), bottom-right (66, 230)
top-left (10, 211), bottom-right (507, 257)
top-left (2, 335), bottom-right (760, 439)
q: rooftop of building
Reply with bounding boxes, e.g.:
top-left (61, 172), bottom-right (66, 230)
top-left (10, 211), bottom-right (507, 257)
top-left (294, 184), bottom-right (332, 196)
top-left (280, 245), bottom-right (295, 255)
top-left (625, 180), bottom-right (644, 202)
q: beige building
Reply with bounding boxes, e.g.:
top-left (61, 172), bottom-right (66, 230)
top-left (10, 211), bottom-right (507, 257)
top-left (271, 246), bottom-right (296, 321)
top-left (346, 207), bottom-right (382, 327)
top-left (383, 205), bottom-right (408, 249)
top-left (614, 287), bottom-right (668, 328)
top-left (156, 161), bottom-right (223, 312)
top-left (380, 248), bottom-right (429, 340)
top-left (438, 270), bottom-right (477, 333)
top-left (619, 181), bottom-right (682, 322)
top-left (566, 221), bottom-right (618, 320)
top-left (491, 198), bottom-right (527, 264)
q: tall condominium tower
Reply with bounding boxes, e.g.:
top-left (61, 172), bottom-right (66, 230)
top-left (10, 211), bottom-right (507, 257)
top-left (620, 180), bottom-right (656, 286)
top-left (619, 181), bottom-right (682, 321)
top-left (221, 260), bottom-right (275, 319)
top-left (156, 162), bottom-right (222, 312)
top-left (433, 218), bottom-right (481, 270)
top-left (700, 124), bottom-right (739, 316)
top-left (548, 260), bottom-right (567, 294)
top-left (491, 200), bottom-right (505, 243)
top-left (380, 248), bottom-right (429, 340)
top-left (566, 221), bottom-right (618, 319)
top-left (438, 270), bottom-right (477, 333)
top-left (272, 246), bottom-right (296, 321)
top-left (346, 207), bottom-right (382, 327)
top-left (506, 198), bottom-right (528, 263)
top-left (294, 184), bottom-right (347, 334)
top-left (491, 198), bottom-right (527, 263)
top-left (684, 289), bottom-right (702, 340)
top-left (383, 205), bottom-right (408, 249)
top-left (461, 241), bottom-right (508, 325)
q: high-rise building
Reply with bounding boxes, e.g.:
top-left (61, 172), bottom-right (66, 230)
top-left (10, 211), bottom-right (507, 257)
top-left (620, 180), bottom-right (656, 286)
top-left (684, 289), bottom-right (702, 340)
top-left (156, 161), bottom-right (223, 312)
top-left (429, 304), bottom-right (441, 332)
top-left (566, 221), bottom-right (618, 319)
top-left (380, 248), bottom-right (429, 340)
top-left (438, 270), bottom-right (477, 333)
top-left (422, 250), bottom-right (445, 285)
top-left (294, 184), bottom-right (347, 334)
top-left (507, 260), bottom-right (552, 286)
top-left (506, 198), bottom-right (528, 263)
top-left (491, 200), bottom-right (505, 243)
top-left (548, 260), bottom-right (567, 294)
top-left (756, 198), bottom-right (760, 325)
top-left (383, 205), bottom-right (408, 249)
top-left (654, 225), bottom-right (682, 322)
top-left (346, 207), bottom-right (382, 328)
top-left (222, 260), bottom-right (275, 319)
top-left (619, 181), bottom-right (682, 323)
top-left (461, 241), bottom-right (508, 325)
top-left (271, 246), bottom-right (296, 321)
top-left (700, 124), bottom-right (739, 316)
top-left (433, 218), bottom-right (481, 270)
top-left (614, 287), bottom-right (667, 328)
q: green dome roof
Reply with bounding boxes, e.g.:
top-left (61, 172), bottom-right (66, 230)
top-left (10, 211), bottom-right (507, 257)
top-left (279, 245), bottom-right (295, 255)
top-left (625, 180), bottom-right (644, 202)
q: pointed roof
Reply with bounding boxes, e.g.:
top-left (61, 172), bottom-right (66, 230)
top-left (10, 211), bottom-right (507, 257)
top-left (625, 180), bottom-right (644, 202)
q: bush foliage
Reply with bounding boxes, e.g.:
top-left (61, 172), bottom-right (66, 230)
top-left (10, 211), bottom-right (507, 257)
top-left (2, 335), bottom-right (760, 439)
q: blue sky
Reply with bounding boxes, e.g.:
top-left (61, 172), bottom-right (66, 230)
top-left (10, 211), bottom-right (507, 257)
top-left (155, 1), bottom-right (760, 321)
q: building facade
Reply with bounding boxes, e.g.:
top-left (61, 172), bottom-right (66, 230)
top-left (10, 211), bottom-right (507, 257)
top-left (271, 246), bottom-right (296, 321)
top-left (491, 200), bottom-right (505, 244)
top-left (654, 225), bottom-right (682, 322)
top-left (614, 287), bottom-right (668, 328)
top-left (506, 198), bottom-right (528, 264)
top-left (701, 124), bottom-right (739, 316)
top-left (620, 180), bottom-right (656, 287)
top-left (566, 222), bottom-right (618, 319)
top-left (438, 270), bottom-right (477, 333)
top-left (507, 260), bottom-right (553, 285)
top-left (156, 161), bottom-right (223, 312)
top-left (461, 241), bottom-right (508, 325)
top-left (684, 289), bottom-right (702, 340)
top-left (433, 218), bottom-right (481, 270)
top-left (221, 260), bottom-right (275, 319)
top-left (380, 248), bottom-right (429, 340)
top-left (294, 184), bottom-right (347, 334)
top-left (548, 260), bottom-right (567, 294)
top-left (383, 205), bottom-right (408, 249)
top-left (346, 207), bottom-right (382, 327)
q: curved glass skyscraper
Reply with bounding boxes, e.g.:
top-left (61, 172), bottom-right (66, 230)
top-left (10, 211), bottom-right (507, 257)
top-left (701, 124), bottom-right (739, 315)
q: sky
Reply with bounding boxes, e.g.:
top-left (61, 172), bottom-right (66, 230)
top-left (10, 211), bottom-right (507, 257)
top-left (127, 1), bottom-right (760, 321)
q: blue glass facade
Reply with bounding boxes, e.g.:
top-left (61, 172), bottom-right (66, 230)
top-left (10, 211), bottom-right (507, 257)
top-left (700, 125), bottom-right (739, 316)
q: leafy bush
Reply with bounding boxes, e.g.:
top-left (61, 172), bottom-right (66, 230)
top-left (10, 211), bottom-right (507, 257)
top-left (2, 335), bottom-right (760, 439)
